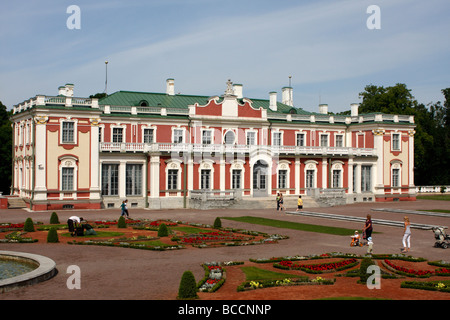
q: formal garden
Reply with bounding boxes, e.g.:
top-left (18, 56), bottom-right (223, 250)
top-left (1, 211), bottom-right (450, 300)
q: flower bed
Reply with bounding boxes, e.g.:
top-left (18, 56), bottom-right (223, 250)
top-left (274, 258), bottom-right (359, 274)
top-left (198, 263), bottom-right (226, 292)
top-left (0, 223), bottom-right (25, 231)
top-left (237, 275), bottom-right (335, 292)
top-left (382, 259), bottom-right (450, 277)
top-left (401, 280), bottom-right (450, 293)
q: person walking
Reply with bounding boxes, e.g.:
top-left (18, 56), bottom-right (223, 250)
top-left (276, 193), bottom-right (280, 211)
top-left (402, 216), bottom-right (411, 253)
top-left (296, 195), bottom-right (303, 212)
top-left (362, 214), bottom-right (373, 245)
top-left (279, 193), bottom-right (284, 211)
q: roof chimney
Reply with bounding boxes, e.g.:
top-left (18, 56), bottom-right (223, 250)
top-left (282, 86), bottom-right (293, 107)
top-left (58, 83), bottom-right (74, 97)
top-left (269, 91), bottom-right (277, 111)
top-left (233, 84), bottom-right (243, 99)
top-left (166, 78), bottom-right (175, 96)
top-left (351, 103), bottom-right (359, 117)
top-left (319, 104), bottom-right (328, 114)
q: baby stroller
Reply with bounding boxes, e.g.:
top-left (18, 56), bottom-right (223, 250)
top-left (432, 226), bottom-right (450, 249)
top-left (350, 231), bottom-right (363, 247)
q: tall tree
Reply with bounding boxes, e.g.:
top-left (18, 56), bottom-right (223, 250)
top-left (0, 101), bottom-right (12, 194)
top-left (358, 84), bottom-right (450, 185)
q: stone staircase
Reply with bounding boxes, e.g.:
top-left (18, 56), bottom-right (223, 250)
top-left (7, 197), bottom-right (27, 209)
top-left (229, 195), bottom-right (320, 210)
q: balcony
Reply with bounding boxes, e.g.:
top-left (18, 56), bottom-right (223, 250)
top-left (99, 142), bottom-right (377, 157)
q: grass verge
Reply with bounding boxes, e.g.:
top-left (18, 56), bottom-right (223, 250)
top-left (223, 216), bottom-right (356, 236)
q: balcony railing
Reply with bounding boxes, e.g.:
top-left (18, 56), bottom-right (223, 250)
top-left (100, 142), bottom-right (377, 157)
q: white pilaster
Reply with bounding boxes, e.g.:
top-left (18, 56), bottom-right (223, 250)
top-left (150, 153), bottom-right (160, 198)
top-left (89, 120), bottom-right (100, 199)
top-left (33, 117), bottom-right (47, 200)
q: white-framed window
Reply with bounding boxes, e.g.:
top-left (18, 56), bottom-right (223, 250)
top-left (165, 160), bottom-right (182, 193)
top-left (392, 133), bottom-right (401, 151)
top-left (331, 161), bottom-right (344, 188)
top-left (199, 161), bottom-right (214, 190)
top-left (277, 161), bottom-right (291, 190)
top-left (168, 169), bottom-right (178, 190)
top-left (232, 169), bottom-right (242, 189)
top-left (59, 156), bottom-right (78, 192)
top-left (61, 119), bottom-right (77, 144)
top-left (272, 131), bottom-right (282, 146)
top-left (112, 127), bottom-right (124, 143)
top-left (335, 134), bottom-right (343, 147)
top-left (202, 130), bottom-right (212, 145)
top-left (101, 163), bottom-right (119, 196)
top-left (296, 133), bottom-right (305, 147)
top-left (230, 160), bottom-right (245, 190)
top-left (361, 165), bottom-right (372, 192)
top-left (246, 131), bottom-right (257, 145)
top-left (173, 128), bottom-right (184, 144)
top-left (61, 168), bottom-right (74, 191)
top-left (126, 164), bottom-right (142, 196)
top-left (143, 128), bottom-right (154, 143)
top-left (320, 133), bottom-right (329, 147)
top-left (392, 168), bottom-right (400, 187)
top-left (201, 169), bottom-right (211, 190)
top-left (278, 170), bottom-right (287, 189)
top-left (391, 161), bottom-right (402, 188)
top-left (304, 160), bottom-right (318, 189)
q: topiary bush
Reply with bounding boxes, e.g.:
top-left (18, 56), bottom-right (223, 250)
top-left (118, 216), bottom-right (127, 228)
top-left (24, 218), bottom-right (35, 232)
top-left (47, 227), bottom-right (59, 243)
top-left (177, 270), bottom-right (198, 300)
top-left (50, 212), bottom-right (60, 224)
top-left (213, 217), bottom-right (222, 229)
top-left (359, 257), bottom-right (375, 284)
top-left (158, 223), bottom-right (169, 237)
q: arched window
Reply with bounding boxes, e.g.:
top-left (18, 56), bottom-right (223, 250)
top-left (139, 100), bottom-right (149, 107)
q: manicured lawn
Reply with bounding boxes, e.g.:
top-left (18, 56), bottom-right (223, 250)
top-left (223, 216), bottom-right (356, 236)
top-left (417, 194), bottom-right (450, 201)
top-left (61, 231), bottom-right (125, 238)
top-left (241, 266), bottom-right (306, 281)
top-left (419, 209), bottom-right (450, 214)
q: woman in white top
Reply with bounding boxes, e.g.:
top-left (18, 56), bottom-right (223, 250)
top-left (402, 216), bottom-right (411, 253)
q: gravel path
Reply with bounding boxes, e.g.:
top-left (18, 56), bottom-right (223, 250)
top-left (0, 199), bottom-right (449, 300)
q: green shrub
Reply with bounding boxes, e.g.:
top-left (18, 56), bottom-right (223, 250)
top-left (118, 216), bottom-right (127, 228)
top-left (47, 227), bottom-right (59, 243)
top-left (213, 217), bottom-right (222, 229)
top-left (50, 212), bottom-right (60, 224)
top-left (158, 223), bottom-right (169, 237)
top-left (24, 218), bottom-right (35, 232)
top-left (178, 270), bottom-right (198, 299)
top-left (359, 257), bottom-right (375, 284)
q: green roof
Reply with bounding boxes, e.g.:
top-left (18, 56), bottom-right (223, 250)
top-left (99, 90), bottom-right (311, 115)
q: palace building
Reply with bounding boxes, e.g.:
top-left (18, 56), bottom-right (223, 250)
top-left (10, 79), bottom-right (416, 211)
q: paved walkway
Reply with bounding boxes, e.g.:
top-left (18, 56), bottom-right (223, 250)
top-left (0, 199), bottom-right (449, 300)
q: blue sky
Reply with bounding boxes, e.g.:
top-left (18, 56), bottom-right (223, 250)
top-left (1, 0), bottom-right (449, 113)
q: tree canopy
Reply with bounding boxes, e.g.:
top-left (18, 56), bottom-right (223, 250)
top-left (358, 84), bottom-right (450, 185)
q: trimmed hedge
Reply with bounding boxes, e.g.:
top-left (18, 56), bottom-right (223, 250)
top-left (178, 271), bottom-right (198, 299)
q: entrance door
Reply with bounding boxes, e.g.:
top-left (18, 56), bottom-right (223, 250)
top-left (253, 160), bottom-right (268, 197)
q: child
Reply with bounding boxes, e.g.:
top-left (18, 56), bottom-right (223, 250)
top-left (367, 236), bottom-right (374, 255)
top-left (350, 230), bottom-right (360, 246)
top-left (296, 195), bottom-right (303, 212)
